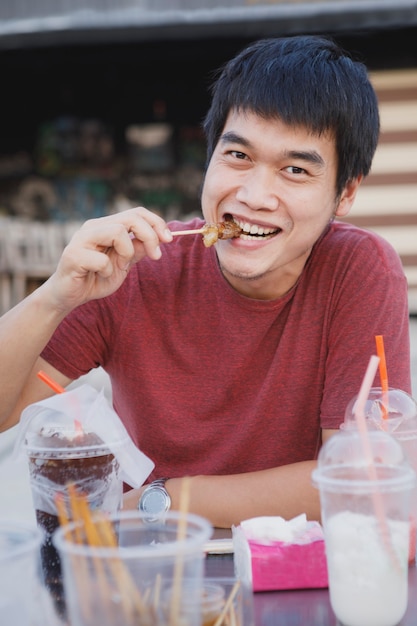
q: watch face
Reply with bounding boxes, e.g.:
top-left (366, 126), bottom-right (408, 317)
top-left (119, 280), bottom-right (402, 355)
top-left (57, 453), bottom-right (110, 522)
top-left (143, 489), bottom-right (167, 514)
top-left (140, 485), bottom-right (170, 522)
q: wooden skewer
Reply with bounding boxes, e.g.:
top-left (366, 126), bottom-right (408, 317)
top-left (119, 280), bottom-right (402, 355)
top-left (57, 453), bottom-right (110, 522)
top-left (171, 228), bottom-right (206, 236)
top-left (153, 574), bottom-right (162, 614)
top-left (169, 476), bottom-right (192, 626)
top-left (230, 600), bottom-right (238, 626)
top-left (212, 581), bottom-right (241, 626)
top-left (55, 491), bottom-right (70, 533)
top-left (95, 511), bottom-right (149, 620)
top-left (56, 486), bottom-right (93, 623)
top-left (171, 222), bottom-right (242, 245)
top-left (73, 491), bottom-right (116, 621)
top-left (64, 486), bottom-right (151, 625)
top-left (67, 484), bottom-right (87, 546)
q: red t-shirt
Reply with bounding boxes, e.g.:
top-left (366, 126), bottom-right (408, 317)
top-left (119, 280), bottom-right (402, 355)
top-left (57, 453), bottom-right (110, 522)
top-left (41, 219), bottom-right (411, 479)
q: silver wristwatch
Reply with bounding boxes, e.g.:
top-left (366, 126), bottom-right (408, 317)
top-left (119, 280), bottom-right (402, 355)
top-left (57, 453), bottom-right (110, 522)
top-left (138, 478), bottom-right (171, 522)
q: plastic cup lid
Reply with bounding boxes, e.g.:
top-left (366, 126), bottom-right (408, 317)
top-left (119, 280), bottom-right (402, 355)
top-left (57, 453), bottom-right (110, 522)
top-left (312, 429), bottom-right (416, 492)
top-left (343, 387), bottom-right (417, 435)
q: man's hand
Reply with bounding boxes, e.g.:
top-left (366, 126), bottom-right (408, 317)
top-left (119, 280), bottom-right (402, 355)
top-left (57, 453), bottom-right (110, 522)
top-left (45, 207), bottom-right (173, 314)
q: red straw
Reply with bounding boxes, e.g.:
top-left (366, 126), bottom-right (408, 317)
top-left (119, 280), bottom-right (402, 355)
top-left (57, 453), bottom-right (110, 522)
top-left (375, 335), bottom-right (389, 419)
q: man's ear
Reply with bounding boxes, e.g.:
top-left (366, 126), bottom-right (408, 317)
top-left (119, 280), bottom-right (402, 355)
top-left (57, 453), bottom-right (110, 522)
top-left (335, 176), bottom-right (363, 218)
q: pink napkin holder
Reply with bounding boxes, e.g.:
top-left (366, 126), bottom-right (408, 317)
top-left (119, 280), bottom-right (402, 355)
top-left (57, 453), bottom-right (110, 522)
top-left (233, 517), bottom-right (328, 592)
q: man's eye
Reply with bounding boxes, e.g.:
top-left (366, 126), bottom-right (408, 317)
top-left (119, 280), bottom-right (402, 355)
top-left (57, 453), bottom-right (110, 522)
top-left (230, 150), bottom-right (247, 160)
top-left (285, 166), bottom-right (306, 174)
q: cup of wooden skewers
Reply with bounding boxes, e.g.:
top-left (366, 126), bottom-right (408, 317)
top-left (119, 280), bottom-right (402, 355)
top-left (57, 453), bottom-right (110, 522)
top-left (53, 497), bottom-right (212, 626)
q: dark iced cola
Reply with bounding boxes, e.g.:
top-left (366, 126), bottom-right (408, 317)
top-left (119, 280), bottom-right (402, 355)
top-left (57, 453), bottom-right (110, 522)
top-left (26, 427), bottom-right (122, 617)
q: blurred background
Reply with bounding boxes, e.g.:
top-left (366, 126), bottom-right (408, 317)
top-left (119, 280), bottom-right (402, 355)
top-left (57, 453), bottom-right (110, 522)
top-left (0, 0), bottom-right (416, 522)
top-left (0, 0), bottom-right (416, 312)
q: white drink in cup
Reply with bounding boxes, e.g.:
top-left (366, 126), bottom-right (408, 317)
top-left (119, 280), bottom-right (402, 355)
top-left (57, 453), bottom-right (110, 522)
top-left (312, 429), bottom-right (415, 626)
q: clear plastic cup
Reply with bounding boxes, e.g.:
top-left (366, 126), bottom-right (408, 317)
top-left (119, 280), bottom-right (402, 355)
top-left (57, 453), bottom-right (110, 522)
top-left (343, 387), bottom-right (417, 434)
top-left (312, 429), bottom-right (416, 626)
top-left (53, 510), bottom-right (213, 626)
top-left (24, 419), bottom-right (123, 617)
top-left (200, 577), bottom-right (252, 626)
top-left (343, 387), bottom-right (417, 563)
top-left (0, 521), bottom-right (42, 625)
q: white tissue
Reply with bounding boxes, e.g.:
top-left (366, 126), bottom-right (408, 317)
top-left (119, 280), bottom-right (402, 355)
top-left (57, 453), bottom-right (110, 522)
top-left (240, 514), bottom-right (308, 545)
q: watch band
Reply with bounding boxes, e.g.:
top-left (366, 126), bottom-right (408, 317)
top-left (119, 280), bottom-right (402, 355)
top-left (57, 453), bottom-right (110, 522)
top-left (148, 478), bottom-right (169, 491)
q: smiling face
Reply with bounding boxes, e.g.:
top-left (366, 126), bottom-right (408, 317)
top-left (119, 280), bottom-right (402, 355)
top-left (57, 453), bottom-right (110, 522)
top-left (201, 110), bottom-right (361, 300)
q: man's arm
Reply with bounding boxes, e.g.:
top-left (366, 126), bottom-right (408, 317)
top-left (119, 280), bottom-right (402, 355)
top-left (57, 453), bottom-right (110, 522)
top-left (123, 429), bottom-right (338, 527)
top-left (0, 286), bottom-right (75, 430)
top-left (0, 207), bottom-right (173, 430)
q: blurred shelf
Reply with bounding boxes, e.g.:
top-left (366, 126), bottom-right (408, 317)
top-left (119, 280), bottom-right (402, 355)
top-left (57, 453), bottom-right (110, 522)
top-left (0, 0), bottom-right (417, 50)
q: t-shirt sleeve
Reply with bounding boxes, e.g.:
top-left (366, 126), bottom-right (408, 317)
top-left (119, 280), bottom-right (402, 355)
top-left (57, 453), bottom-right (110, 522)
top-left (319, 228), bottom-right (411, 430)
top-left (41, 297), bottom-right (113, 380)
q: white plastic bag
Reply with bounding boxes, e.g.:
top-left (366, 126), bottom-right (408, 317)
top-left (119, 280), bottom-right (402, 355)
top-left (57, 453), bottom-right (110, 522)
top-left (14, 383), bottom-right (154, 489)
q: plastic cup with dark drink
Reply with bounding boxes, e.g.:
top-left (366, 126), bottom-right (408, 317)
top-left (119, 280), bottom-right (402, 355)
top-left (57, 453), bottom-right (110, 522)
top-left (25, 424), bottom-right (123, 616)
top-left (15, 383), bottom-right (155, 619)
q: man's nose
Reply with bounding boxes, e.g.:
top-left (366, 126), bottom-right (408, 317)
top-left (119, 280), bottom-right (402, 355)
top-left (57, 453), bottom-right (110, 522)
top-left (235, 167), bottom-right (280, 211)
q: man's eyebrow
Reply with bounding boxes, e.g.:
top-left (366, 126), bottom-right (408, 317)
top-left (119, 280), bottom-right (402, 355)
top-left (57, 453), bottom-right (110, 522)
top-left (284, 150), bottom-right (325, 167)
top-left (220, 131), bottom-right (251, 147)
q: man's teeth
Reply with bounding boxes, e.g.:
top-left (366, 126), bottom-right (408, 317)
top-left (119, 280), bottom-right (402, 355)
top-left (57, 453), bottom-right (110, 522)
top-left (233, 218), bottom-right (278, 236)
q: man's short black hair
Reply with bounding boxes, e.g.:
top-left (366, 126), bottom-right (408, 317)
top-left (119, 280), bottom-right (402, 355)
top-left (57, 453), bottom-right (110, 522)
top-left (203, 36), bottom-right (380, 197)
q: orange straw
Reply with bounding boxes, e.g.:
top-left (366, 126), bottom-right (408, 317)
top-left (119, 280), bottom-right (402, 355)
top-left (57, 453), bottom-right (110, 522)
top-left (37, 369), bottom-right (83, 433)
top-left (375, 335), bottom-right (389, 419)
top-left (37, 369), bottom-right (66, 394)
